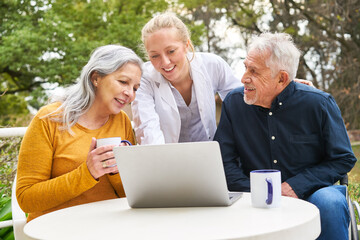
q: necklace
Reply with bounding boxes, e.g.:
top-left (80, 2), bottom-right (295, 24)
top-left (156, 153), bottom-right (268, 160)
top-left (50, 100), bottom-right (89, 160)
top-left (78, 115), bottom-right (110, 130)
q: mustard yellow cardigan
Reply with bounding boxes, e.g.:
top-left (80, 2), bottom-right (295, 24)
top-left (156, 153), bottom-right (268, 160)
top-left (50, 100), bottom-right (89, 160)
top-left (16, 103), bottom-right (135, 222)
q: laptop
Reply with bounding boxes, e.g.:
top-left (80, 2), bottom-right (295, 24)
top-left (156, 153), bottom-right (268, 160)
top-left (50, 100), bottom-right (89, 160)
top-left (113, 141), bottom-right (242, 208)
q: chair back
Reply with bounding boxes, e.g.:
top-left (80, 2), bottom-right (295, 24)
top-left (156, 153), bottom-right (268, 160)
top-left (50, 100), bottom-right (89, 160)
top-left (11, 174), bottom-right (28, 240)
top-left (0, 127), bottom-right (29, 239)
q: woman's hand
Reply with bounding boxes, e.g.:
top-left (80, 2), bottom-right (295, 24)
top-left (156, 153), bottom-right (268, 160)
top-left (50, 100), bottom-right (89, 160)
top-left (86, 137), bottom-right (123, 180)
top-left (294, 78), bottom-right (314, 87)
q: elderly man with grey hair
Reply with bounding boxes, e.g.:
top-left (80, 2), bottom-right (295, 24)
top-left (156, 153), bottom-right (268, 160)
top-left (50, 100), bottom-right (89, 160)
top-left (214, 32), bottom-right (356, 239)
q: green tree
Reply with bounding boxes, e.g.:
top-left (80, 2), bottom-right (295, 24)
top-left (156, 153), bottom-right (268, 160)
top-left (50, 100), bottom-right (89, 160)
top-left (179, 0), bottom-right (360, 129)
top-left (0, 0), bottom-right (169, 126)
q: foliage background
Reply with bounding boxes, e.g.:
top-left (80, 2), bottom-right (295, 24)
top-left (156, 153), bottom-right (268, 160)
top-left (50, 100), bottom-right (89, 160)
top-left (0, 1), bottom-right (359, 235)
top-left (1, 0), bottom-right (359, 129)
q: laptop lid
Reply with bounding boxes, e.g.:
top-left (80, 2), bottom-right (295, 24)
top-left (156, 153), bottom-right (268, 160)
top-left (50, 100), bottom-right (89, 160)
top-left (113, 141), bottom-right (242, 208)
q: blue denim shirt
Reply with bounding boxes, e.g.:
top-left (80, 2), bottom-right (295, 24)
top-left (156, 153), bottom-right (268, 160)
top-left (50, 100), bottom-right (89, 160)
top-left (214, 81), bottom-right (357, 199)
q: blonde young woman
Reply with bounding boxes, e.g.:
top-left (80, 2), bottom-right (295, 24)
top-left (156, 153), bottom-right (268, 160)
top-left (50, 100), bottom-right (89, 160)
top-left (132, 13), bottom-right (312, 145)
top-left (132, 13), bottom-right (242, 145)
top-left (16, 45), bottom-right (143, 221)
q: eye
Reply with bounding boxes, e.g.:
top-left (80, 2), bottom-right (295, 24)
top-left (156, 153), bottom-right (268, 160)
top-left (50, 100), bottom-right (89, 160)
top-left (119, 80), bottom-right (127, 84)
top-left (133, 84), bottom-right (140, 92)
top-left (150, 55), bottom-right (159, 59)
top-left (169, 49), bottom-right (175, 54)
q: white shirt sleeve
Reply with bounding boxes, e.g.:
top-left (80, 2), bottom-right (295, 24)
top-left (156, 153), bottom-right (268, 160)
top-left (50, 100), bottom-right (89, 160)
top-left (131, 73), bottom-right (166, 145)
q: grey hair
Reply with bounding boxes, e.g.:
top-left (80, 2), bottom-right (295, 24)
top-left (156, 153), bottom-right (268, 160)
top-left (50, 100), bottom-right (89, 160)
top-left (141, 12), bottom-right (195, 60)
top-left (247, 32), bottom-right (301, 80)
top-left (48, 44), bottom-right (143, 133)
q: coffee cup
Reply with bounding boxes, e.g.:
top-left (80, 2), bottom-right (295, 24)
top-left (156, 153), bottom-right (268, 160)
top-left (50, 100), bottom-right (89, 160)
top-left (96, 137), bottom-right (122, 148)
top-left (250, 169), bottom-right (281, 208)
top-left (96, 137), bottom-right (121, 169)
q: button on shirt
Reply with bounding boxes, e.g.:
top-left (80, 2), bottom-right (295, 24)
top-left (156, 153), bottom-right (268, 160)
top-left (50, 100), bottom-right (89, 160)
top-left (214, 81), bottom-right (356, 199)
top-left (171, 84), bottom-right (208, 142)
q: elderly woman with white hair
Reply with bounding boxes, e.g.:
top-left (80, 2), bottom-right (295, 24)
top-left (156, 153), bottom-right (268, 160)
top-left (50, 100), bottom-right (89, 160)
top-left (16, 44), bottom-right (143, 222)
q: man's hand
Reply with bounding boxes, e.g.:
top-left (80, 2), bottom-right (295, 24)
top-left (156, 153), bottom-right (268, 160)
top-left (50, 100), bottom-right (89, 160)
top-left (281, 182), bottom-right (298, 198)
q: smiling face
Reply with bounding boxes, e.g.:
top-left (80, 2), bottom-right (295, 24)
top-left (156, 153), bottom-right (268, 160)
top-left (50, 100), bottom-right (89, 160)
top-left (144, 27), bottom-right (190, 84)
top-left (241, 49), bottom-right (283, 108)
top-left (92, 63), bottom-right (141, 116)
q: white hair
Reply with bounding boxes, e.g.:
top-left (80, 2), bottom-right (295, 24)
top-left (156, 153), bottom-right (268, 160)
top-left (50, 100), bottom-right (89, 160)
top-left (247, 32), bottom-right (301, 80)
top-left (47, 44), bottom-right (143, 134)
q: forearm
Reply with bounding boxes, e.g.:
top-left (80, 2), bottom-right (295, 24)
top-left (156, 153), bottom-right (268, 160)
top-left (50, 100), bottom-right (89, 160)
top-left (225, 164), bottom-right (251, 192)
top-left (131, 94), bottom-right (166, 145)
top-left (17, 162), bottom-right (98, 213)
top-left (286, 156), bottom-right (355, 199)
top-left (107, 173), bottom-right (125, 197)
top-left (214, 101), bottom-right (250, 191)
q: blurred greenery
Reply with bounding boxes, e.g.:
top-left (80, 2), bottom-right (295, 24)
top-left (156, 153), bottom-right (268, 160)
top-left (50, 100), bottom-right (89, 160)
top-left (0, 0), bottom-right (207, 127)
top-left (0, 137), bottom-right (22, 198)
top-left (349, 144), bottom-right (360, 201)
top-left (1, 0), bottom-right (359, 129)
top-left (0, 197), bottom-right (13, 240)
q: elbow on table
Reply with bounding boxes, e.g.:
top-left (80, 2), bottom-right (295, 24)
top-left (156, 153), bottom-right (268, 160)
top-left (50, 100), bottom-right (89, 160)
top-left (16, 185), bottom-right (41, 213)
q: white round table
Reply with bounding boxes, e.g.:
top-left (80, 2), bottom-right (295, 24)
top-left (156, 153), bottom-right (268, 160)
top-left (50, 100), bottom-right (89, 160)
top-left (24, 193), bottom-right (320, 240)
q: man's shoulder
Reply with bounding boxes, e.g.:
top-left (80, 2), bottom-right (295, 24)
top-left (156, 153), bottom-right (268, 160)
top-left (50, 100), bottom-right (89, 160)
top-left (228, 86), bottom-right (244, 97)
top-left (223, 86), bottom-right (245, 104)
top-left (294, 82), bottom-right (331, 100)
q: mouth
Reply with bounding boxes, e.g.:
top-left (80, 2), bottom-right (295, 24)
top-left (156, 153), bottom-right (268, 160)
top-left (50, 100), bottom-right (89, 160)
top-left (163, 65), bottom-right (175, 72)
top-left (115, 98), bottom-right (126, 105)
top-left (244, 86), bottom-right (256, 92)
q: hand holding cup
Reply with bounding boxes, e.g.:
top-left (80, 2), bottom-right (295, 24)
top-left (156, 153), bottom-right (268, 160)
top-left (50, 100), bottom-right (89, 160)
top-left (87, 137), bottom-right (127, 179)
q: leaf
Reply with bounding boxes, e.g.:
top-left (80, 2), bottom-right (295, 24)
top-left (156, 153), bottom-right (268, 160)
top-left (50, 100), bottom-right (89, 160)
top-left (3, 230), bottom-right (14, 240)
top-left (0, 199), bottom-right (12, 221)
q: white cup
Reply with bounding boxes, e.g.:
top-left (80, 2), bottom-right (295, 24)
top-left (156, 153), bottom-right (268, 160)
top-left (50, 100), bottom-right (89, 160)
top-left (96, 137), bottom-right (122, 147)
top-left (250, 169), bottom-right (281, 208)
top-left (96, 137), bottom-right (121, 168)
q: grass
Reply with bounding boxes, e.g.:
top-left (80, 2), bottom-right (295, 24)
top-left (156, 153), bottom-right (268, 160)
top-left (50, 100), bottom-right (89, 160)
top-left (348, 144), bottom-right (360, 203)
top-left (0, 137), bottom-right (21, 198)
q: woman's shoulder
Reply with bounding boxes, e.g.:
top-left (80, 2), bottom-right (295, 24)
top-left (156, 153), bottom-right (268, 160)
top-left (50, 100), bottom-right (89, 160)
top-left (141, 61), bottom-right (161, 81)
top-left (36, 102), bottom-right (62, 117)
top-left (194, 52), bottom-right (224, 61)
top-left (192, 52), bottom-right (228, 67)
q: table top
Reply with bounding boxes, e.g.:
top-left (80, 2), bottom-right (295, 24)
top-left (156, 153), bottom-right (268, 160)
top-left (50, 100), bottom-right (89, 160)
top-left (24, 193), bottom-right (320, 240)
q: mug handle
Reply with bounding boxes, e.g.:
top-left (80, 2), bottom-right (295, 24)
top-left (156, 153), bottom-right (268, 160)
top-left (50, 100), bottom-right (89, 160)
top-left (120, 140), bottom-right (132, 146)
top-left (265, 177), bottom-right (273, 205)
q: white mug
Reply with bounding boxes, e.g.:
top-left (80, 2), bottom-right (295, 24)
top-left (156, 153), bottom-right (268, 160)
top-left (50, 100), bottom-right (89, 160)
top-left (96, 137), bottom-right (122, 168)
top-left (250, 169), bottom-right (281, 208)
top-left (96, 137), bottom-right (122, 147)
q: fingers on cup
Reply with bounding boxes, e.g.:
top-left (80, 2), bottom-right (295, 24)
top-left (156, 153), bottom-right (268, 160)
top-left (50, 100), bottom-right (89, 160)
top-left (101, 159), bottom-right (117, 169)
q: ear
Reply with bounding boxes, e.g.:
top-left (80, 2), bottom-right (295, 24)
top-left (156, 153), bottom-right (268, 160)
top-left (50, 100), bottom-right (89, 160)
top-left (186, 39), bottom-right (190, 49)
top-left (91, 71), bottom-right (99, 86)
top-left (278, 71), bottom-right (289, 86)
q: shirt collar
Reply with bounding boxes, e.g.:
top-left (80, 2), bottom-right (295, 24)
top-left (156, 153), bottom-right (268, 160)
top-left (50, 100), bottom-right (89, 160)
top-left (270, 81), bottom-right (296, 110)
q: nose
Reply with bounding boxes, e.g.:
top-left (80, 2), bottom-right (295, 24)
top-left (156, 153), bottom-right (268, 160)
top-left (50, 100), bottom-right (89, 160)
top-left (124, 87), bottom-right (135, 101)
top-left (160, 54), bottom-right (171, 66)
top-left (241, 72), bottom-right (251, 84)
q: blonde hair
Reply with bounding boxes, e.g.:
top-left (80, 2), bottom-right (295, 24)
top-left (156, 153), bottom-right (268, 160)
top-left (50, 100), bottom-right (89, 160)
top-left (141, 12), bottom-right (195, 60)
